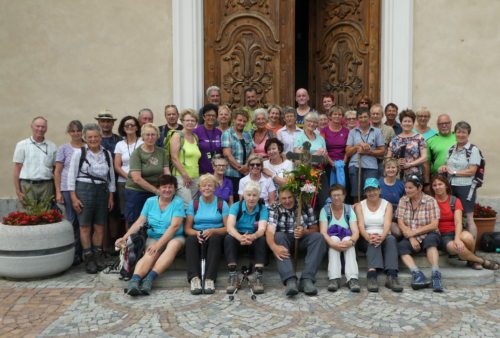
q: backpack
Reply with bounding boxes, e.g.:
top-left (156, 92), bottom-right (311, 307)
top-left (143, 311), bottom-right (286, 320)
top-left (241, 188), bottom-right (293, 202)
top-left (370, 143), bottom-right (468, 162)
top-left (448, 143), bottom-right (485, 188)
top-left (164, 130), bottom-right (198, 172)
top-left (119, 223), bottom-right (149, 280)
top-left (479, 232), bottom-right (500, 252)
top-left (77, 147), bottom-right (112, 184)
top-left (323, 203), bottom-right (351, 225)
top-left (193, 195), bottom-right (224, 216)
top-left (236, 200), bottom-right (263, 223)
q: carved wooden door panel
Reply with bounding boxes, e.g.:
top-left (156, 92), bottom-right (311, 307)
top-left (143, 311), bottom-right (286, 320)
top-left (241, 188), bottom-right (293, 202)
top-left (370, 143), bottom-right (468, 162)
top-left (204, 0), bottom-right (295, 108)
top-left (309, 0), bottom-right (380, 108)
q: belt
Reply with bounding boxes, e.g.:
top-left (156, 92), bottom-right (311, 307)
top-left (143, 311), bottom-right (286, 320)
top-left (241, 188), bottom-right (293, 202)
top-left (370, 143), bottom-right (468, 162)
top-left (20, 179), bottom-right (53, 185)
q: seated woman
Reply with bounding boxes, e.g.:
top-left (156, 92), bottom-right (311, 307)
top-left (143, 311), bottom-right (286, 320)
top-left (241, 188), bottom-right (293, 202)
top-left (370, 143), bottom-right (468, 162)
top-left (379, 158), bottom-right (405, 237)
top-left (185, 174), bottom-right (229, 295)
top-left (355, 178), bottom-right (403, 293)
top-left (431, 175), bottom-right (499, 270)
top-left (225, 181), bottom-right (268, 295)
top-left (397, 175), bottom-right (443, 292)
top-left (115, 175), bottom-right (185, 296)
top-left (319, 184), bottom-right (360, 293)
top-left (211, 155), bottom-right (234, 205)
top-left (238, 155), bottom-right (276, 207)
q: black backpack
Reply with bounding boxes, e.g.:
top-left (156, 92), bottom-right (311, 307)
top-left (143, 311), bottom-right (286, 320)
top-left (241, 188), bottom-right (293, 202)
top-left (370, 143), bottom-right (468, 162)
top-left (236, 200), bottom-right (263, 223)
top-left (448, 143), bottom-right (485, 188)
top-left (119, 223), bottom-right (149, 280)
top-left (77, 146), bottom-right (112, 184)
top-left (479, 232), bottom-right (500, 252)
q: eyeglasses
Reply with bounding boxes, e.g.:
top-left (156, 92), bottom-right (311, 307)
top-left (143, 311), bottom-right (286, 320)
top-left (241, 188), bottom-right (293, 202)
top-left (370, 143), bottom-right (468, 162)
top-left (438, 122), bottom-right (451, 126)
top-left (214, 164), bottom-right (227, 168)
top-left (124, 123), bottom-right (137, 128)
top-left (249, 163), bottom-right (262, 168)
top-left (346, 117), bottom-right (357, 121)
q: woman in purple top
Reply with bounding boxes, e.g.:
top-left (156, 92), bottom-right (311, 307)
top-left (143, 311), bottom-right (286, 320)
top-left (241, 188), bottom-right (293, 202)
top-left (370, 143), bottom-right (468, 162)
top-left (54, 120), bottom-right (84, 264)
top-left (321, 106), bottom-right (349, 186)
top-left (212, 155), bottom-right (234, 205)
top-left (193, 104), bottom-right (222, 174)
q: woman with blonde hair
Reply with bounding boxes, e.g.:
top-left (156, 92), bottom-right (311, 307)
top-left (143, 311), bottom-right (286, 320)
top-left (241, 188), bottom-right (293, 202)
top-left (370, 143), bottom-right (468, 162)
top-left (170, 109), bottom-right (202, 207)
top-left (238, 154), bottom-right (276, 207)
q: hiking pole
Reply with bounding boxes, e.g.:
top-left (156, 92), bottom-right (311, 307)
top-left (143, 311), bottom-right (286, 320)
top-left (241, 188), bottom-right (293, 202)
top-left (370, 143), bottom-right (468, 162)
top-left (357, 161), bottom-right (362, 203)
top-left (200, 230), bottom-right (207, 290)
top-left (294, 199), bottom-right (302, 271)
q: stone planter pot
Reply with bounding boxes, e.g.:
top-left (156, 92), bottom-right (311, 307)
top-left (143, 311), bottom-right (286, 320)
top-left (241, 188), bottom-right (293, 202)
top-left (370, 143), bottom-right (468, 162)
top-left (474, 217), bottom-right (497, 248)
top-left (0, 220), bottom-right (75, 279)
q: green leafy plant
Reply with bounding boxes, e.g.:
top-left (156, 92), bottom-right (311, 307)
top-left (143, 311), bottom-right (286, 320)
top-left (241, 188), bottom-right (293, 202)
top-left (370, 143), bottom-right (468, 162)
top-left (2, 190), bottom-right (63, 226)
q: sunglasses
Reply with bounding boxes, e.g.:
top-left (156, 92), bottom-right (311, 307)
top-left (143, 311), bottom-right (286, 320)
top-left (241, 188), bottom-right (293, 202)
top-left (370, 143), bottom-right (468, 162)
top-left (249, 163), bottom-right (262, 168)
top-left (124, 123), bottom-right (137, 128)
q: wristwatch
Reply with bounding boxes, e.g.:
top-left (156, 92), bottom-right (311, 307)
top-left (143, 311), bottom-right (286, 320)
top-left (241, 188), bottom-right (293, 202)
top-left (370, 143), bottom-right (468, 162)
top-left (350, 239), bottom-right (356, 246)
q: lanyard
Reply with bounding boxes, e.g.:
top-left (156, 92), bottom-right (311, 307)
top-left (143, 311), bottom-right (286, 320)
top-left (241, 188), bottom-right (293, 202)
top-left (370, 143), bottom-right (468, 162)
top-left (30, 138), bottom-right (48, 155)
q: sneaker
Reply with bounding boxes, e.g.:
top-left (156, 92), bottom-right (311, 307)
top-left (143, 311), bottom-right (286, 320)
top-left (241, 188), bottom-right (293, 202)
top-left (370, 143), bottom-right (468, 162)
top-left (327, 278), bottom-right (341, 292)
top-left (83, 252), bottom-right (98, 274)
top-left (252, 272), bottom-right (265, 294)
top-left (204, 279), bottom-right (215, 294)
top-left (299, 279), bottom-right (318, 296)
top-left (347, 278), bottom-right (360, 293)
top-left (385, 275), bottom-right (403, 292)
top-left (126, 279), bottom-right (141, 297)
top-left (431, 271), bottom-right (444, 293)
top-left (190, 277), bottom-right (202, 295)
top-left (367, 275), bottom-right (379, 293)
top-left (411, 270), bottom-right (429, 290)
top-left (226, 272), bottom-right (239, 294)
top-left (285, 278), bottom-right (299, 297)
top-left (140, 276), bottom-right (154, 295)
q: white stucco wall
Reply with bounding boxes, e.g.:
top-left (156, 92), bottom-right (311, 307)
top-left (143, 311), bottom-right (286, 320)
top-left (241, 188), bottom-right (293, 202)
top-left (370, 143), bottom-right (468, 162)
top-left (0, 0), bottom-right (173, 198)
top-left (413, 0), bottom-right (500, 198)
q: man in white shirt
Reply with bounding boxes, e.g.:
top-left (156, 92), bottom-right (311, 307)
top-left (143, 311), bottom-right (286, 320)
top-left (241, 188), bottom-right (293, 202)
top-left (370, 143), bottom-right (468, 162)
top-left (13, 116), bottom-right (57, 204)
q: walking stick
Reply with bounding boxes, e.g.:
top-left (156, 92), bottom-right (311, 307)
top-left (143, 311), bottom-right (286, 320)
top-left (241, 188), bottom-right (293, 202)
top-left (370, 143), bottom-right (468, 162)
top-left (200, 230), bottom-right (207, 290)
top-left (357, 158), bottom-right (362, 203)
top-left (293, 198), bottom-right (302, 271)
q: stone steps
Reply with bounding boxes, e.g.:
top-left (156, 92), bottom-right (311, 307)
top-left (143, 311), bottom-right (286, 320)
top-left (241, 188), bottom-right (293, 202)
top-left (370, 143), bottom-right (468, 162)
top-left (98, 252), bottom-right (498, 290)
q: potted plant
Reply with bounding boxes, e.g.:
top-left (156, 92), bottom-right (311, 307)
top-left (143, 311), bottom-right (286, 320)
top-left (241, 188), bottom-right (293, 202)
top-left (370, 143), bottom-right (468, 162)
top-left (473, 202), bottom-right (498, 247)
top-left (0, 193), bottom-right (75, 279)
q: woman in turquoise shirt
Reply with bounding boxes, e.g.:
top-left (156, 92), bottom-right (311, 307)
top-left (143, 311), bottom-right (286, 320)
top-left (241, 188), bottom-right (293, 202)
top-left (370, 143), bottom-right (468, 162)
top-left (185, 174), bottom-right (229, 295)
top-left (116, 175), bottom-right (185, 297)
top-left (224, 181), bottom-right (268, 295)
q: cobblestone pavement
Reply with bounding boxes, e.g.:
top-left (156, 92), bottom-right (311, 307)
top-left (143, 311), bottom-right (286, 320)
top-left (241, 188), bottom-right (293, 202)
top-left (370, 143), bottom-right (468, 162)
top-left (0, 265), bottom-right (499, 337)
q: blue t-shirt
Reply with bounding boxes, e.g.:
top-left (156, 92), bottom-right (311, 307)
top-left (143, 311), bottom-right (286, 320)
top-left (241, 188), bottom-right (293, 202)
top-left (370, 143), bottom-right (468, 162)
top-left (379, 178), bottom-right (405, 211)
top-left (319, 205), bottom-right (357, 229)
top-left (229, 201), bottom-right (269, 234)
top-left (186, 197), bottom-right (229, 231)
top-left (140, 195), bottom-right (185, 239)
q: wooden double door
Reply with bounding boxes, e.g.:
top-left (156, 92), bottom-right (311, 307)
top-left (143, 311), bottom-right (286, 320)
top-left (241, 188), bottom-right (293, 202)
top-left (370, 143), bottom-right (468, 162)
top-left (204, 0), bottom-right (380, 109)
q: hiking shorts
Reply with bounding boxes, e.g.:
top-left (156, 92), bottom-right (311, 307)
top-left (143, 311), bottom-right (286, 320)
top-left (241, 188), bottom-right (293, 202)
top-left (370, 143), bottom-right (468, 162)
top-left (451, 185), bottom-right (476, 214)
top-left (75, 181), bottom-right (109, 226)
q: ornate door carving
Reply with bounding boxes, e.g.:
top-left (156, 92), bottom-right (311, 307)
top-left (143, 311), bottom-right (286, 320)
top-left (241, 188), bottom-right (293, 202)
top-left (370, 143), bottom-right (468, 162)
top-left (204, 0), bottom-right (295, 108)
top-left (309, 0), bottom-right (380, 108)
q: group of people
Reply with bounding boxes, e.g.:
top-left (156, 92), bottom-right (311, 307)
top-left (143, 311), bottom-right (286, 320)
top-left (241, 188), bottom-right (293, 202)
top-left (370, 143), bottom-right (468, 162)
top-left (12, 85), bottom-right (499, 298)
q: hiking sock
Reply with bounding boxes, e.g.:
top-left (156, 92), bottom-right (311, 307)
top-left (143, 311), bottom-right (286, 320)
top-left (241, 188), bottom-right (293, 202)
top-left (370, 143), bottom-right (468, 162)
top-left (131, 274), bottom-right (142, 282)
top-left (146, 270), bottom-right (158, 280)
top-left (410, 267), bottom-right (419, 273)
top-left (386, 269), bottom-right (398, 277)
top-left (432, 266), bottom-right (440, 273)
top-left (367, 270), bottom-right (377, 279)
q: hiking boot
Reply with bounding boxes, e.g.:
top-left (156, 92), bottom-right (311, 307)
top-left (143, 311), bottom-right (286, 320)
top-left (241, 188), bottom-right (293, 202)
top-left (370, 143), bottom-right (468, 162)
top-left (327, 278), bottom-right (341, 292)
top-left (140, 276), bottom-right (154, 295)
top-left (94, 249), bottom-right (107, 271)
top-left (83, 252), bottom-right (98, 274)
top-left (299, 279), bottom-right (318, 296)
top-left (431, 271), bottom-right (444, 293)
top-left (226, 272), bottom-right (239, 294)
top-left (385, 275), bottom-right (403, 292)
top-left (285, 278), bottom-right (299, 297)
top-left (411, 270), bottom-right (429, 290)
top-left (126, 279), bottom-right (141, 297)
top-left (348, 278), bottom-right (360, 293)
top-left (190, 277), bottom-right (202, 295)
top-left (204, 279), bottom-right (215, 294)
top-left (252, 272), bottom-right (264, 294)
top-left (367, 275), bottom-right (379, 293)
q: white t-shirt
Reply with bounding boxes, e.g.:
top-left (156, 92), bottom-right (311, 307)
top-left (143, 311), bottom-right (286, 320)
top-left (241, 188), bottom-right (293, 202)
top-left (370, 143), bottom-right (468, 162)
top-left (238, 174), bottom-right (276, 207)
top-left (263, 159), bottom-right (293, 189)
top-left (114, 138), bottom-right (144, 183)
